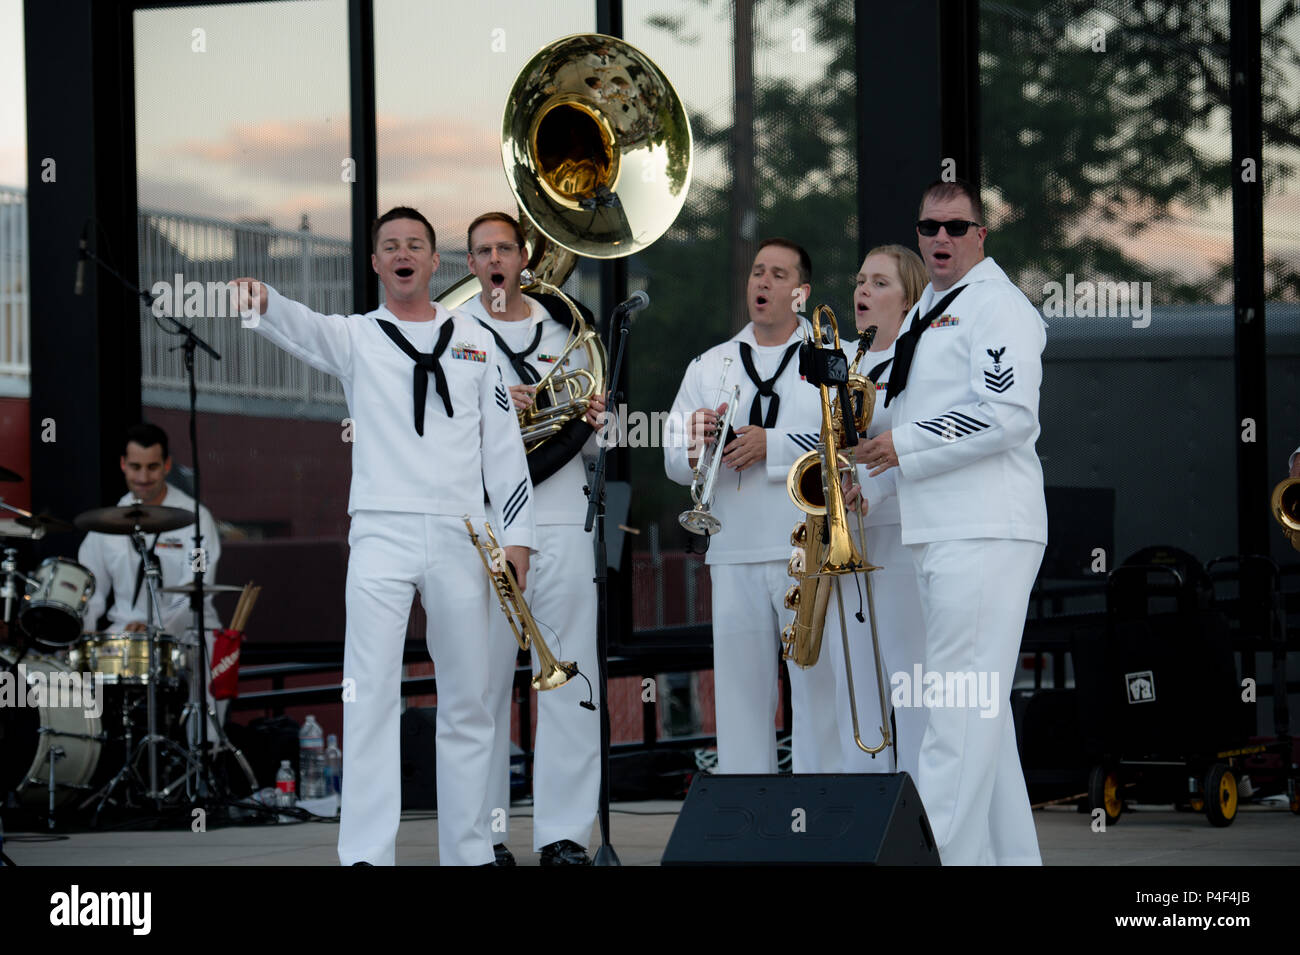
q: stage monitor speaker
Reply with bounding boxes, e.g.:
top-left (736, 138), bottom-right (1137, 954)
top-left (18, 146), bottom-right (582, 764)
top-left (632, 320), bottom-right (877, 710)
top-left (662, 773), bottom-right (939, 866)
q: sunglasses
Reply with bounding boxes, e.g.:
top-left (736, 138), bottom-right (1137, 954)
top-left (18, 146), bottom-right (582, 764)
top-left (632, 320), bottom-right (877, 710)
top-left (916, 219), bottom-right (982, 237)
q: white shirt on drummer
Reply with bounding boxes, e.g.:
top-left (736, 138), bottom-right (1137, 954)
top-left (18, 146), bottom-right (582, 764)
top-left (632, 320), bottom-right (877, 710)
top-left (77, 485), bottom-right (223, 635)
top-left (665, 319), bottom-right (823, 566)
top-left (250, 285), bottom-right (536, 550)
top-left (461, 292), bottom-right (595, 527)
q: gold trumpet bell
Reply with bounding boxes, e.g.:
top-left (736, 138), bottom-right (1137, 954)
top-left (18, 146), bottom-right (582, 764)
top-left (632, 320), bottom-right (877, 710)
top-left (532, 659), bottom-right (579, 692)
top-left (1273, 477), bottom-right (1300, 551)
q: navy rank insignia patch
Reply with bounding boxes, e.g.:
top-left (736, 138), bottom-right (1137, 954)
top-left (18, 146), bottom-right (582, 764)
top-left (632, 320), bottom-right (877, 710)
top-left (983, 346), bottom-right (1013, 392)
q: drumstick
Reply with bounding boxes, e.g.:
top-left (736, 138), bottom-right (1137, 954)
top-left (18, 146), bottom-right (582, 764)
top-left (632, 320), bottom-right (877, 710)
top-left (231, 583), bottom-right (254, 632)
top-left (242, 586), bottom-right (261, 630)
top-left (230, 584), bottom-right (249, 631)
top-left (233, 584), bottom-right (261, 632)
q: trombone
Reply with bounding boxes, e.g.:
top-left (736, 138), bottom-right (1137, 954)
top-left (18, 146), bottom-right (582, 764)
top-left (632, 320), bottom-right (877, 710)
top-left (783, 307), bottom-right (892, 756)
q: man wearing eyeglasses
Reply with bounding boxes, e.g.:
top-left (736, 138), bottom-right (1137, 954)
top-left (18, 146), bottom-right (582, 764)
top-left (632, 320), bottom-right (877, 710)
top-left (459, 211), bottom-right (606, 867)
top-left (855, 179), bottom-right (1048, 865)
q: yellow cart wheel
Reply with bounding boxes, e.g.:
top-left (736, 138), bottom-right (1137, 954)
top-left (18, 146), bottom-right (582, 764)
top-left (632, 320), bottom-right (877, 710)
top-left (1203, 763), bottom-right (1237, 828)
top-left (1088, 764), bottom-right (1123, 825)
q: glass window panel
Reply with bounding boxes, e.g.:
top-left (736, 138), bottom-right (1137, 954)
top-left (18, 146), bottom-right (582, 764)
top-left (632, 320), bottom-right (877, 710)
top-left (981, 0), bottom-right (1238, 568)
top-left (374, 0), bottom-right (596, 303)
top-left (133, 0), bottom-right (353, 539)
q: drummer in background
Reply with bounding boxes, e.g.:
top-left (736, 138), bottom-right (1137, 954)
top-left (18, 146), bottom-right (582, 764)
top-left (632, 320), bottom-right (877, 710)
top-left (77, 423), bottom-right (226, 725)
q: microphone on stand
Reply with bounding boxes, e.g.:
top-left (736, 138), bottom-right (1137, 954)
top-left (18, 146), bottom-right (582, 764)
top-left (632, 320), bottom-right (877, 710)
top-left (74, 224), bottom-right (88, 296)
top-left (613, 289), bottom-right (650, 319)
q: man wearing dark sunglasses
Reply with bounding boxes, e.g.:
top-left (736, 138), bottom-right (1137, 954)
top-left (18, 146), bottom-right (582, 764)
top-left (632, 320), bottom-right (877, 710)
top-left (854, 178), bottom-right (1048, 866)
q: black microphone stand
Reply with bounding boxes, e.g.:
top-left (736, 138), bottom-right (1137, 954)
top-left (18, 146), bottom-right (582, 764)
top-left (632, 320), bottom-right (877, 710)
top-left (583, 300), bottom-right (638, 867)
top-left (80, 239), bottom-right (223, 807)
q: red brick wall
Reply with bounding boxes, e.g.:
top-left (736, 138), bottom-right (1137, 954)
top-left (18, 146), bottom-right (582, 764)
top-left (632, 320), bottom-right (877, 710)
top-left (0, 397), bottom-right (31, 510)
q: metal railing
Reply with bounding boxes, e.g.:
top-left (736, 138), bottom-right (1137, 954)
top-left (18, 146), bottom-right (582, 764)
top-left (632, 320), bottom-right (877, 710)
top-left (138, 209), bottom-right (353, 411)
top-left (0, 186), bottom-right (28, 387)
top-left (0, 196), bottom-right (603, 411)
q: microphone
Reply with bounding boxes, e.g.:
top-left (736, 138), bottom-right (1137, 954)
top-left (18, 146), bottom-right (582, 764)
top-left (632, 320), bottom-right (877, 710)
top-left (74, 225), bottom-right (88, 296)
top-left (613, 289), bottom-right (649, 318)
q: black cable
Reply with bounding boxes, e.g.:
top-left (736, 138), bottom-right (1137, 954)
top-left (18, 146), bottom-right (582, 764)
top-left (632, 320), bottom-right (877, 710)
top-left (530, 615), bottom-right (595, 710)
top-left (854, 570), bottom-right (866, 624)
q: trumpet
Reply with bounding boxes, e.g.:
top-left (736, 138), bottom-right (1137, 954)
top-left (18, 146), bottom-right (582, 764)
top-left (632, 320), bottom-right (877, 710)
top-left (679, 358), bottom-right (739, 536)
top-left (782, 308), bottom-right (892, 756)
top-left (1273, 477), bottom-right (1300, 551)
top-left (464, 516), bottom-right (577, 691)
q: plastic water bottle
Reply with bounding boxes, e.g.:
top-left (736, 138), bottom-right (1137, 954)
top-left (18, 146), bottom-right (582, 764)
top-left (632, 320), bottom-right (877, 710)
top-left (275, 759), bottom-right (296, 808)
top-left (299, 715), bottom-right (326, 799)
top-left (325, 734), bottom-right (342, 811)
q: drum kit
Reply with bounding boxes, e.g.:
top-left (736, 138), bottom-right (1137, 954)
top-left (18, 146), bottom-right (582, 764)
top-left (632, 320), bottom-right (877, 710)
top-left (1, 469), bottom-right (256, 827)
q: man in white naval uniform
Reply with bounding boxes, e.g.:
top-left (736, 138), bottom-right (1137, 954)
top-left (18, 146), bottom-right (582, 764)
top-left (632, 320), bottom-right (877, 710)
top-left (79, 422), bottom-right (225, 730)
top-left (460, 211), bottom-right (605, 867)
top-left (857, 180), bottom-right (1047, 865)
top-left (232, 206), bottom-right (536, 866)
top-left (665, 238), bottom-right (841, 775)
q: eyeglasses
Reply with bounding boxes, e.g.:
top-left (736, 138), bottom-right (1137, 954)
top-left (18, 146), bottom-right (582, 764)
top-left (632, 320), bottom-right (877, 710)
top-left (916, 219), bottom-right (982, 237)
top-left (472, 242), bottom-right (521, 259)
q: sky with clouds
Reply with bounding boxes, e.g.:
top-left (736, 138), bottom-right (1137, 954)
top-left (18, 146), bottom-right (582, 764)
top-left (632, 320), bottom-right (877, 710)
top-left (1, 0), bottom-right (1295, 290)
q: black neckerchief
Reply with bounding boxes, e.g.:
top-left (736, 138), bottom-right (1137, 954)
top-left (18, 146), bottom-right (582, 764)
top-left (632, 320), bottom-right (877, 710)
top-left (866, 356), bottom-right (894, 383)
top-left (737, 340), bottom-right (801, 427)
top-left (132, 534), bottom-right (160, 608)
top-left (475, 318), bottom-right (544, 385)
top-left (376, 317), bottom-right (456, 435)
top-left (883, 285), bottom-right (965, 408)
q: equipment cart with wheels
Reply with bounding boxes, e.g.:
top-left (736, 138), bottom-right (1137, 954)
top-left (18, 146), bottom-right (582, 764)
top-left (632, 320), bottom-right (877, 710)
top-left (1076, 546), bottom-right (1256, 827)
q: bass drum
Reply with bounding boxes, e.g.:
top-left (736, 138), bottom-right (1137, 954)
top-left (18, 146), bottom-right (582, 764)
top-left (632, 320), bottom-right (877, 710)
top-left (0, 646), bottom-right (103, 809)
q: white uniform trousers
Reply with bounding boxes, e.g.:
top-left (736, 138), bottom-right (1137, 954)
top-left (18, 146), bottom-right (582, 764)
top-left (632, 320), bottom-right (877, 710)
top-left (709, 560), bottom-right (840, 774)
top-left (337, 512), bottom-right (496, 867)
top-left (907, 537), bottom-right (1044, 866)
top-left (822, 522), bottom-right (927, 778)
top-left (484, 523), bottom-right (599, 851)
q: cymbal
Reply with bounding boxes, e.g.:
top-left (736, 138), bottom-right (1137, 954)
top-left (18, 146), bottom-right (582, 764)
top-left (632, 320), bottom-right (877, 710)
top-left (17, 512), bottom-right (76, 534)
top-left (159, 582), bottom-right (244, 595)
top-left (0, 519), bottom-right (39, 540)
top-left (0, 465), bottom-right (21, 482)
top-left (74, 504), bottom-right (194, 535)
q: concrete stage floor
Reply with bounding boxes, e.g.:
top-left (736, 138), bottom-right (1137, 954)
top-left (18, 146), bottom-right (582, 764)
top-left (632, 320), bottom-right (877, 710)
top-left (5, 799), bottom-right (1299, 866)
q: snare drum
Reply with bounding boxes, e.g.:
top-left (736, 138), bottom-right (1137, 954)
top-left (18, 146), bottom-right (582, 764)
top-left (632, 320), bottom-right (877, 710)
top-left (0, 646), bottom-right (103, 808)
top-left (70, 632), bottom-right (178, 686)
top-left (21, 557), bottom-right (96, 646)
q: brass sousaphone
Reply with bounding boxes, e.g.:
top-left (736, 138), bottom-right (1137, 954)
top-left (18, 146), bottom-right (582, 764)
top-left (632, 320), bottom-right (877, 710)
top-left (453, 37), bottom-right (692, 692)
top-left (440, 33), bottom-right (693, 452)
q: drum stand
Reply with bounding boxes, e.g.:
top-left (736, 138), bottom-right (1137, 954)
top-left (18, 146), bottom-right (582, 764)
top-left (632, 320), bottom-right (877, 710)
top-left (83, 529), bottom-right (182, 819)
top-left (81, 702), bottom-right (141, 822)
top-left (158, 629), bottom-right (257, 801)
